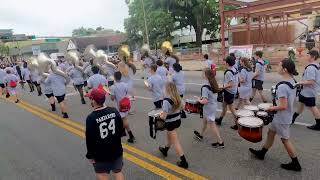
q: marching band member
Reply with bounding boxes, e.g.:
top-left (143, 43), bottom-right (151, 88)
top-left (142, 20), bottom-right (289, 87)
top-left (171, 63), bottom-right (187, 118)
top-left (215, 56), bottom-right (238, 129)
top-left (21, 62), bottom-right (35, 92)
top-left (0, 64), bottom-right (6, 96)
top-left (118, 61), bottom-right (136, 100)
top-left (110, 71), bottom-right (135, 143)
top-left (249, 58), bottom-right (301, 172)
top-left (84, 59), bottom-right (94, 85)
top-left (156, 60), bottom-right (168, 81)
top-left (4, 69), bottom-right (19, 103)
top-left (142, 53), bottom-right (155, 79)
top-left (158, 82), bottom-right (189, 169)
top-left (87, 66), bottom-right (107, 90)
top-left (194, 68), bottom-right (224, 148)
top-left (45, 71), bottom-right (69, 118)
top-left (102, 62), bottom-right (117, 87)
top-left (30, 68), bottom-right (42, 96)
top-left (292, 50), bottom-right (320, 130)
top-left (250, 51), bottom-right (267, 103)
top-left (162, 41), bottom-right (179, 74)
top-left (40, 74), bottom-right (56, 112)
top-left (237, 57), bottom-right (253, 109)
top-left (146, 64), bottom-right (165, 109)
top-left (68, 65), bottom-right (86, 104)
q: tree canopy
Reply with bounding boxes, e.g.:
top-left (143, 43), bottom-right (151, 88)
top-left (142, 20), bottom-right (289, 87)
top-left (125, 0), bottom-right (221, 48)
top-left (72, 27), bottom-right (121, 37)
top-left (124, 0), bottom-right (175, 49)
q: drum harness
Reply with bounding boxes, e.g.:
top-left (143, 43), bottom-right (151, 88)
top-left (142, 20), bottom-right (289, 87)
top-left (299, 64), bottom-right (320, 95)
top-left (149, 98), bottom-right (181, 139)
top-left (272, 81), bottom-right (296, 114)
top-left (218, 69), bottom-right (238, 102)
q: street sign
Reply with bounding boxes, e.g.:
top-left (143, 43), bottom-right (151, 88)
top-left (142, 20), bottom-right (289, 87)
top-left (67, 40), bottom-right (77, 50)
top-left (32, 45), bottom-right (41, 55)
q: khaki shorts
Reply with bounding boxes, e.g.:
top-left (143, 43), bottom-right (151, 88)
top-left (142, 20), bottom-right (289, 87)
top-left (269, 122), bottom-right (290, 140)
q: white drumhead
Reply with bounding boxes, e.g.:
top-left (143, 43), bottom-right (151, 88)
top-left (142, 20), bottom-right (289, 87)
top-left (186, 99), bottom-right (198, 104)
top-left (238, 117), bottom-right (263, 127)
top-left (236, 109), bottom-right (254, 117)
top-left (243, 105), bottom-right (259, 111)
top-left (148, 109), bottom-right (162, 117)
top-left (258, 103), bottom-right (273, 110)
top-left (257, 111), bottom-right (268, 117)
top-left (144, 80), bottom-right (149, 87)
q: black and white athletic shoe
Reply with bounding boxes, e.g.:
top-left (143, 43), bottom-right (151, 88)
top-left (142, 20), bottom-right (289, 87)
top-left (193, 131), bottom-right (203, 141)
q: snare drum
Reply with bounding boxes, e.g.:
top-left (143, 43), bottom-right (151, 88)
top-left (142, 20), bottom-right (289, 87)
top-left (185, 99), bottom-right (201, 114)
top-left (238, 117), bottom-right (264, 143)
top-left (258, 103), bottom-right (273, 111)
top-left (256, 111), bottom-right (271, 125)
top-left (148, 109), bottom-right (165, 139)
top-left (243, 105), bottom-right (259, 113)
top-left (235, 109), bottom-right (255, 119)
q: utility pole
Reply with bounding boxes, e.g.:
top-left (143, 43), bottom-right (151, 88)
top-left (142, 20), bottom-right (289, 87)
top-left (140, 0), bottom-right (149, 45)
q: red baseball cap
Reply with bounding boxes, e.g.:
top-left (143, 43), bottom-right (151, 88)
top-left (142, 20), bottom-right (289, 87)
top-left (85, 84), bottom-right (107, 104)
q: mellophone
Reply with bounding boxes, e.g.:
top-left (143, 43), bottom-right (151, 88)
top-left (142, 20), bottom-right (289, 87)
top-left (236, 103), bottom-right (274, 143)
top-left (148, 109), bottom-right (165, 139)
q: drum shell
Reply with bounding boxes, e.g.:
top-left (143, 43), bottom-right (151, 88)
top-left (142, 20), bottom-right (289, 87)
top-left (256, 111), bottom-right (273, 125)
top-left (185, 101), bottom-right (202, 114)
top-left (238, 125), bottom-right (263, 143)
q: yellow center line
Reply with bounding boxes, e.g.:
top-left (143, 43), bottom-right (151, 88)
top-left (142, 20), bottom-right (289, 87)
top-left (13, 99), bottom-right (208, 180)
top-left (10, 100), bottom-right (182, 180)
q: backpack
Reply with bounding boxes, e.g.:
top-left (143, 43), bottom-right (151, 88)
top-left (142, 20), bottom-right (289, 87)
top-left (119, 96), bottom-right (131, 112)
top-left (10, 80), bottom-right (17, 88)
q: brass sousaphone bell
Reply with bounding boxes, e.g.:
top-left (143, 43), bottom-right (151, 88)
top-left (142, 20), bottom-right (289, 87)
top-left (161, 41), bottom-right (173, 54)
top-left (118, 45), bottom-right (130, 61)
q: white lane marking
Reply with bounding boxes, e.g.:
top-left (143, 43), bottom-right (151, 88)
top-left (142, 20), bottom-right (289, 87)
top-left (294, 122), bottom-right (312, 126)
top-left (66, 92), bottom-right (79, 97)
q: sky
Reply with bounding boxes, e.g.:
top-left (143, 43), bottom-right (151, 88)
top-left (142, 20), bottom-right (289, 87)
top-left (0, 0), bottom-right (129, 36)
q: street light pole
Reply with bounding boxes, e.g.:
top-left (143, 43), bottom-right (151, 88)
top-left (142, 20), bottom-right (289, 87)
top-left (140, 0), bottom-right (149, 45)
top-left (126, 0), bottom-right (149, 45)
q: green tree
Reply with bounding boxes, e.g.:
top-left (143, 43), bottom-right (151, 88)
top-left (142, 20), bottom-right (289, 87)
top-left (155, 0), bottom-right (220, 47)
top-left (0, 44), bottom-right (9, 56)
top-left (124, 0), bottom-right (175, 49)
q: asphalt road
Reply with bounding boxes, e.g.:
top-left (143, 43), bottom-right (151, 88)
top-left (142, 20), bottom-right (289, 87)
top-left (0, 70), bottom-right (319, 180)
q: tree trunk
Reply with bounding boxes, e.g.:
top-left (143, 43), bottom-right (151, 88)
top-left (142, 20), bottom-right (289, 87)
top-left (194, 27), bottom-right (203, 48)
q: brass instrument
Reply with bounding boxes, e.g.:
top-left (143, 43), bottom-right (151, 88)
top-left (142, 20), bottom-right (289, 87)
top-left (141, 44), bottom-right (150, 56)
top-left (95, 50), bottom-right (117, 75)
top-left (118, 45), bottom-right (130, 62)
top-left (161, 41), bottom-right (173, 54)
top-left (38, 53), bottom-right (70, 84)
top-left (83, 44), bottom-right (97, 62)
top-left (66, 50), bottom-right (84, 73)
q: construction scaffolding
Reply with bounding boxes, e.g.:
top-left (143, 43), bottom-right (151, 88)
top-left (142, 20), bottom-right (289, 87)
top-left (220, 0), bottom-right (320, 59)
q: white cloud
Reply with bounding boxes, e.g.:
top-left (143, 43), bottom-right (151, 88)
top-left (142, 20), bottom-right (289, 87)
top-left (0, 0), bottom-right (129, 36)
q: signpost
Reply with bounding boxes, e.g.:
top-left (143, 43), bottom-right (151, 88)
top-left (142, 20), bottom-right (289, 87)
top-left (32, 45), bottom-right (41, 55)
top-left (229, 45), bottom-right (253, 58)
